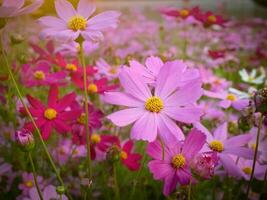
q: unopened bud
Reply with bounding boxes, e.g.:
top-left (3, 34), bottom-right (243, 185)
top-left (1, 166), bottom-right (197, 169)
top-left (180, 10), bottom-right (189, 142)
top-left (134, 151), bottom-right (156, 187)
top-left (56, 186), bottom-right (65, 195)
top-left (254, 88), bottom-right (267, 114)
top-left (15, 129), bottom-right (35, 152)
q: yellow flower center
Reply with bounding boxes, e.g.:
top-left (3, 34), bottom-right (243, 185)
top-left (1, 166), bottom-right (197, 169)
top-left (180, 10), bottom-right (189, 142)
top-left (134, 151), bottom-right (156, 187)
top-left (91, 133), bottom-right (101, 144)
top-left (120, 151), bottom-right (128, 160)
top-left (145, 96), bottom-right (163, 113)
top-left (88, 83), bottom-right (98, 93)
top-left (209, 140), bottom-right (224, 152)
top-left (77, 113), bottom-right (86, 124)
top-left (109, 68), bottom-right (117, 74)
top-left (67, 15), bottom-right (87, 31)
top-left (34, 70), bottom-right (45, 80)
top-left (25, 180), bottom-right (33, 188)
top-left (243, 167), bottom-right (252, 175)
top-left (66, 64), bottom-right (77, 72)
top-left (73, 149), bottom-right (79, 155)
top-left (171, 154), bottom-right (186, 168)
top-left (180, 9), bottom-right (189, 17)
top-left (251, 143), bottom-right (256, 151)
top-left (59, 147), bottom-right (66, 155)
top-left (226, 93), bottom-right (237, 101)
top-left (44, 108), bottom-right (57, 120)
top-left (208, 15), bottom-right (217, 23)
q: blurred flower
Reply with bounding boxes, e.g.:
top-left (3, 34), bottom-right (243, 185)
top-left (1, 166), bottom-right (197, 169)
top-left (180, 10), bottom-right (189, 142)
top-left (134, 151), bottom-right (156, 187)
top-left (25, 185), bottom-right (68, 200)
top-left (18, 172), bottom-right (45, 196)
top-left (239, 69), bottom-right (265, 85)
top-left (15, 129), bottom-right (35, 152)
top-left (105, 61), bottom-right (203, 144)
top-left (147, 129), bottom-right (206, 196)
top-left (23, 85), bottom-right (81, 140)
top-left (38, 0), bottom-right (120, 42)
top-left (0, 0), bottom-right (43, 18)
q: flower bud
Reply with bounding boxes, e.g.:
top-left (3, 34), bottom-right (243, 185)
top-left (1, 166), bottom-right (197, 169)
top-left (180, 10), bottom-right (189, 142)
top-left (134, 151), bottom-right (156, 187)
top-left (15, 129), bottom-right (35, 152)
top-left (254, 87), bottom-right (267, 114)
top-left (56, 186), bottom-right (65, 195)
top-left (191, 152), bottom-right (219, 179)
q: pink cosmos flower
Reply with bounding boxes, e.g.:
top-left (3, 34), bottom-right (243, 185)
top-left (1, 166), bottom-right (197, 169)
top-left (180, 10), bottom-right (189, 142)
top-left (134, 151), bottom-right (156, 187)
top-left (0, 0), bottom-right (43, 18)
top-left (194, 122), bottom-right (254, 177)
top-left (191, 152), bottom-right (219, 179)
top-left (118, 140), bottom-right (142, 171)
top-left (204, 90), bottom-right (250, 110)
top-left (104, 62), bottom-right (203, 144)
top-left (38, 0), bottom-right (120, 42)
top-left (21, 61), bottom-right (66, 87)
top-left (18, 172), bottom-right (45, 196)
top-left (237, 158), bottom-right (267, 181)
top-left (25, 185), bottom-right (68, 200)
top-left (129, 56), bottom-right (200, 86)
top-left (23, 85), bottom-right (81, 140)
top-left (147, 129), bottom-right (206, 196)
top-left (96, 58), bottom-right (121, 80)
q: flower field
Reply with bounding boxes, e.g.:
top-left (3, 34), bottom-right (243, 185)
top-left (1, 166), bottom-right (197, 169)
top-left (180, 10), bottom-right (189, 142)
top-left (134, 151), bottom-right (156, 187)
top-left (0, 0), bottom-right (267, 199)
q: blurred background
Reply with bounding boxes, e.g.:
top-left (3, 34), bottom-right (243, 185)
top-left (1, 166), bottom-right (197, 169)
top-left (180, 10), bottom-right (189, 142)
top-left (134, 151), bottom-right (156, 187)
top-left (37, 0), bottom-right (267, 18)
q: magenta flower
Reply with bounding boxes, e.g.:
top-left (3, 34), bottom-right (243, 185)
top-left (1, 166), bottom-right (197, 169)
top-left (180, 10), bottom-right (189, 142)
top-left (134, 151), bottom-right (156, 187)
top-left (104, 62), bottom-right (203, 143)
top-left (38, 0), bottom-right (120, 42)
top-left (21, 61), bottom-right (66, 87)
top-left (23, 85), bottom-right (81, 140)
top-left (194, 122), bottom-right (254, 177)
top-left (147, 129), bottom-right (206, 196)
top-left (0, 0), bottom-right (43, 18)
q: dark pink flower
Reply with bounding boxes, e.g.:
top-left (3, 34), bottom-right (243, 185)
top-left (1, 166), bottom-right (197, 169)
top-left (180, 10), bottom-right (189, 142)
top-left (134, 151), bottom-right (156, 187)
top-left (23, 85), bottom-right (81, 140)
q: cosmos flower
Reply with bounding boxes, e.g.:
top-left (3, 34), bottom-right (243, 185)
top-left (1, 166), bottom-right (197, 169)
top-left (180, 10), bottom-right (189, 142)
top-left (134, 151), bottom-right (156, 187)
top-left (105, 62), bottom-right (203, 144)
top-left (147, 129), bottom-right (206, 196)
top-left (194, 122), bottom-right (254, 177)
top-left (239, 68), bottom-right (265, 85)
top-left (21, 61), bottom-right (66, 87)
top-left (96, 58), bottom-right (121, 80)
top-left (18, 172), bottom-right (45, 196)
top-left (237, 158), bottom-right (267, 181)
top-left (38, 0), bottom-right (121, 42)
top-left (0, 0), bottom-right (43, 18)
top-left (25, 185), bottom-right (68, 200)
top-left (23, 85), bottom-right (81, 140)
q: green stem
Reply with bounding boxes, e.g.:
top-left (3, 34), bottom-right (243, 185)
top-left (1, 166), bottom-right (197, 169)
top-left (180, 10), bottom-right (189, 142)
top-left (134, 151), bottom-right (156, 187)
top-left (246, 114), bottom-right (264, 198)
top-left (79, 41), bottom-right (92, 180)
top-left (2, 49), bottom-right (72, 200)
top-left (188, 181), bottom-right (192, 200)
top-left (113, 163), bottom-right (120, 200)
top-left (28, 153), bottom-right (44, 200)
top-left (129, 146), bottom-right (147, 200)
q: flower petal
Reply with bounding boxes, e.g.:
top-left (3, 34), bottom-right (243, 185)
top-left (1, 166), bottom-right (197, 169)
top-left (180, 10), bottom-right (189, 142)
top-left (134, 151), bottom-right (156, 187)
top-left (77, 0), bottom-right (95, 19)
top-left (148, 160), bottom-right (173, 180)
top-left (55, 0), bottom-right (76, 21)
top-left (214, 122), bottom-right (228, 141)
top-left (103, 92), bottom-right (143, 107)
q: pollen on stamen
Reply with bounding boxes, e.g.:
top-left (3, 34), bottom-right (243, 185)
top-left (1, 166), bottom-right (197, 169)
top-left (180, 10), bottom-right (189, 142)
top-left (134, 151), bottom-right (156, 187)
top-left (145, 96), bottom-right (164, 113)
top-left (171, 154), bottom-right (186, 168)
top-left (68, 16), bottom-right (87, 31)
top-left (243, 167), bottom-right (252, 175)
top-left (44, 108), bottom-right (57, 120)
top-left (34, 70), bottom-right (45, 80)
top-left (209, 140), bottom-right (224, 152)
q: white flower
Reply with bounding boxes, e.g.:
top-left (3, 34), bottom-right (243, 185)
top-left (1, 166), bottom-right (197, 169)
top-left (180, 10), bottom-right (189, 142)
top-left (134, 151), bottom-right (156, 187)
top-left (239, 68), bottom-right (265, 85)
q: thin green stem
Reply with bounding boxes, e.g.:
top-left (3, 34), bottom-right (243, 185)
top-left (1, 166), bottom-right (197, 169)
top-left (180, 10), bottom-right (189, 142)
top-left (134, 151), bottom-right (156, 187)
top-left (129, 146), bottom-right (147, 200)
top-left (28, 153), bottom-right (44, 200)
top-left (79, 42), bottom-right (92, 180)
top-left (188, 181), bottom-right (192, 200)
top-left (113, 163), bottom-right (120, 200)
top-left (246, 114), bottom-right (264, 198)
top-left (2, 49), bottom-right (72, 200)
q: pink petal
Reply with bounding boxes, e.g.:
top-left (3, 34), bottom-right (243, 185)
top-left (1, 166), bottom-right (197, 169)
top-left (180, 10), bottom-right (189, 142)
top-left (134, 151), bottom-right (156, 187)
top-left (165, 80), bottom-right (203, 106)
top-left (104, 92), bottom-right (143, 107)
top-left (130, 112), bottom-right (157, 142)
top-left (232, 99), bottom-right (250, 110)
top-left (219, 153), bottom-right (243, 177)
top-left (163, 172), bottom-right (178, 196)
top-left (81, 30), bottom-right (104, 42)
top-left (27, 95), bottom-right (45, 110)
top-left (59, 110), bottom-right (81, 121)
top-left (56, 92), bottom-right (76, 111)
top-left (38, 16), bottom-right (66, 28)
top-left (3, 0), bottom-right (24, 8)
top-left (122, 140), bottom-right (133, 153)
top-left (193, 122), bottom-right (214, 142)
top-left (182, 129), bottom-right (206, 159)
top-left (224, 147), bottom-right (254, 159)
top-left (224, 134), bottom-right (252, 147)
top-left (118, 67), bottom-right (151, 101)
top-left (55, 0), bottom-right (76, 21)
top-left (87, 11), bottom-right (120, 30)
top-left (163, 106), bottom-right (203, 124)
top-left (145, 56), bottom-right (163, 75)
top-left (14, 0), bottom-right (43, 16)
top-left (41, 122), bottom-right (52, 140)
top-left (214, 122), bottom-right (228, 141)
top-left (148, 160), bottom-right (173, 180)
top-left (176, 168), bottom-right (191, 185)
top-left (77, 0), bottom-right (95, 19)
top-left (48, 85), bottom-right (59, 107)
top-left (146, 140), bottom-right (172, 161)
top-left (157, 113), bottom-right (185, 145)
top-left (155, 61), bottom-right (184, 99)
top-left (219, 100), bottom-right (231, 108)
top-left (54, 120), bottom-right (70, 134)
top-left (107, 108), bottom-right (144, 127)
